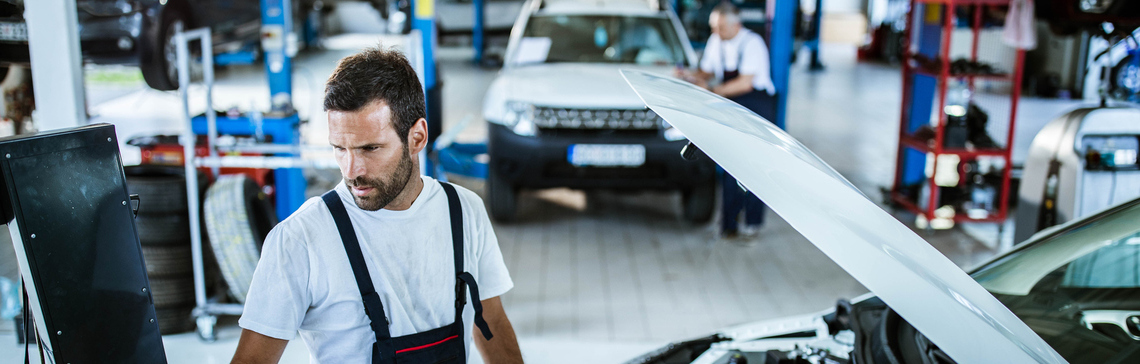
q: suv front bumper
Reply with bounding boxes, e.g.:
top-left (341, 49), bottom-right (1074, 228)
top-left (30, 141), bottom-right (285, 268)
top-left (488, 123), bottom-right (715, 190)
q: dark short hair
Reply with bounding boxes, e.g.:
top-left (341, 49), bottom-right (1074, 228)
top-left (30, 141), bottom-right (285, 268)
top-left (324, 46), bottom-right (425, 144)
top-left (712, 2), bottom-right (741, 22)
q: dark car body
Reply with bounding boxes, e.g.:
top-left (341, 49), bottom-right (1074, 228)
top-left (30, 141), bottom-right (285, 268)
top-left (1038, 0), bottom-right (1140, 35)
top-left (0, 0), bottom-right (261, 90)
top-left (489, 122), bottom-right (715, 190)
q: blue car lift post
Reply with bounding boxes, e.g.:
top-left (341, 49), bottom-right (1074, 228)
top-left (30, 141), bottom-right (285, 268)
top-left (191, 0), bottom-right (305, 220)
top-left (412, 0), bottom-right (461, 180)
top-left (474, 0), bottom-right (486, 64)
top-left (771, 0), bottom-right (796, 129)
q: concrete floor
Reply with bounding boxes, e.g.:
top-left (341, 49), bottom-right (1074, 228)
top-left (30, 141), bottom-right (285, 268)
top-left (0, 35), bottom-right (1103, 363)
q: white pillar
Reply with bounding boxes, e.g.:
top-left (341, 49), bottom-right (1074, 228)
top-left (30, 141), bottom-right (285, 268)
top-left (24, 0), bottom-right (86, 131)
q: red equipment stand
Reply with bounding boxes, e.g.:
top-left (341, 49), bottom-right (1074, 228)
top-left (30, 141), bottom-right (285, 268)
top-left (891, 0), bottom-right (1025, 227)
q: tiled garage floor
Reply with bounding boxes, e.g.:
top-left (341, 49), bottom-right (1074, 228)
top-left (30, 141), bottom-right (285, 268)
top-left (0, 37), bottom-right (1095, 363)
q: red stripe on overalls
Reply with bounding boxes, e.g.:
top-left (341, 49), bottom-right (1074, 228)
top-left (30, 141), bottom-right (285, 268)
top-left (394, 335), bottom-right (460, 354)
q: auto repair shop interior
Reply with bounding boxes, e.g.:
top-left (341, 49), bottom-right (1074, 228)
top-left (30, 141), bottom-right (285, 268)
top-left (1, 0), bottom-right (1140, 363)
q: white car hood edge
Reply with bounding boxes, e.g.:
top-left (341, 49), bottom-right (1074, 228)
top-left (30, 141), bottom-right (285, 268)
top-left (620, 70), bottom-right (1067, 364)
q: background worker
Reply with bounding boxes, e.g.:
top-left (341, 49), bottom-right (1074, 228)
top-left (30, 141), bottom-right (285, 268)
top-left (678, 2), bottom-right (778, 239)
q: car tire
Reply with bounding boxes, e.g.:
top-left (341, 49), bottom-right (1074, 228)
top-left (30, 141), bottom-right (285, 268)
top-left (142, 244), bottom-right (194, 278)
top-left (136, 213), bottom-right (191, 245)
top-left (155, 306), bottom-right (195, 335)
top-left (125, 166), bottom-right (190, 214)
top-left (681, 180), bottom-right (715, 224)
top-left (149, 276), bottom-right (195, 308)
top-left (487, 169), bottom-right (517, 222)
top-left (204, 175), bottom-right (277, 303)
top-left (140, 6), bottom-right (187, 91)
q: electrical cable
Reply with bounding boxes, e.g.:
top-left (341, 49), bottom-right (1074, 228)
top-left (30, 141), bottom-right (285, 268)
top-left (1108, 169), bottom-right (1117, 207)
top-left (23, 281), bottom-right (28, 364)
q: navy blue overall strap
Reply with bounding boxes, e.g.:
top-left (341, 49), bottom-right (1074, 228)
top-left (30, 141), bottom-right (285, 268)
top-left (321, 191), bottom-right (393, 342)
top-left (438, 182), bottom-right (494, 341)
top-left (458, 272), bottom-right (493, 340)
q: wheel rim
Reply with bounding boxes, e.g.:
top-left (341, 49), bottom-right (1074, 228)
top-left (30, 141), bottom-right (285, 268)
top-left (1121, 63), bottom-right (1140, 93)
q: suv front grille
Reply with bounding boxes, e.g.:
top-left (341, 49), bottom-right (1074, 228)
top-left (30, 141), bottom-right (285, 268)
top-left (533, 107), bottom-right (663, 130)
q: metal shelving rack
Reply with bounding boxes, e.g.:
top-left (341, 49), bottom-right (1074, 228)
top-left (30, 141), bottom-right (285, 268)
top-left (890, 0), bottom-right (1026, 224)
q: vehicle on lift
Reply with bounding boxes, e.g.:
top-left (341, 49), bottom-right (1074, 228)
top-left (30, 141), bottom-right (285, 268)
top-left (438, 0), bottom-right (525, 35)
top-left (620, 70), bottom-right (1140, 364)
top-left (381, 0), bottom-right (525, 35)
top-left (483, 0), bottom-right (714, 222)
top-left (0, 0), bottom-right (317, 91)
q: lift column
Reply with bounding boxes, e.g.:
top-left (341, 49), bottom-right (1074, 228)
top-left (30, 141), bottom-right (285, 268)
top-left (261, 0), bottom-right (305, 219)
top-left (413, 0), bottom-right (443, 150)
top-left (769, 0), bottom-right (796, 129)
top-left (474, 0), bottom-right (485, 63)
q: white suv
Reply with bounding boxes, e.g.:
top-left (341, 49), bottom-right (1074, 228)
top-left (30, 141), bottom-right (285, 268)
top-left (482, 0), bottom-right (715, 222)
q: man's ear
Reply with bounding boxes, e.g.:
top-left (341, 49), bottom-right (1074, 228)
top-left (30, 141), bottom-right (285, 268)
top-left (407, 118), bottom-right (429, 154)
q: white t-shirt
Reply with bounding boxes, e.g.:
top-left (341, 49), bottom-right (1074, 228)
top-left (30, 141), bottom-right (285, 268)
top-left (699, 28), bottom-right (775, 95)
top-left (239, 176), bottom-right (514, 363)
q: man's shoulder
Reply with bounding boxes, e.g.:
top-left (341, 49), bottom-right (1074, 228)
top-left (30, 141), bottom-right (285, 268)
top-left (440, 181), bottom-right (480, 200)
top-left (743, 30), bottom-right (765, 46)
top-left (435, 181), bottom-right (490, 223)
top-left (271, 194), bottom-right (335, 238)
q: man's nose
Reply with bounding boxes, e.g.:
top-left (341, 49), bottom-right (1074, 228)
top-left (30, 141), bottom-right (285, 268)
top-left (344, 152), bottom-right (366, 179)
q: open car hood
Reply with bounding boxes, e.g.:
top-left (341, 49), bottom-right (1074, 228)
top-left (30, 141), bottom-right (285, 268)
top-left (621, 70), bottom-right (1067, 364)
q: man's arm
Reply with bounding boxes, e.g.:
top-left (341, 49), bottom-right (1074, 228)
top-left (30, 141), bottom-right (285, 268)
top-left (231, 329), bottom-right (289, 364)
top-left (712, 74), bottom-right (754, 98)
top-left (474, 296), bottom-right (523, 364)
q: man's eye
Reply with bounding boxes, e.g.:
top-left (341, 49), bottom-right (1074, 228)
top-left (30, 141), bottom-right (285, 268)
top-left (333, 147), bottom-right (345, 152)
top-left (363, 146), bottom-right (379, 152)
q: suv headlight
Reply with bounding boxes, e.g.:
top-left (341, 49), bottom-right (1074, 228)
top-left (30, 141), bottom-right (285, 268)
top-left (1080, 0), bottom-right (1114, 13)
top-left (504, 101), bottom-right (538, 137)
top-left (660, 119), bottom-right (687, 142)
top-left (77, 0), bottom-right (139, 16)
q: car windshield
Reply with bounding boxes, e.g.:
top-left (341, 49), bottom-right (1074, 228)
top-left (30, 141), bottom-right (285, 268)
top-left (970, 199), bottom-right (1140, 363)
top-left (515, 14), bottom-right (687, 65)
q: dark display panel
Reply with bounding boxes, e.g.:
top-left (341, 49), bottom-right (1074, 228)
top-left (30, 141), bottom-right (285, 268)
top-left (0, 124), bottom-right (166, 363)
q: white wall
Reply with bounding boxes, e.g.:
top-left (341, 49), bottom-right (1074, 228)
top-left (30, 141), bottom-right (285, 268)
top-left (822, 0), bottom-right (863, 14)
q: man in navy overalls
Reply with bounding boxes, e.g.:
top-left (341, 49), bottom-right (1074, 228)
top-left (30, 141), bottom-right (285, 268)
top-left (232, 47), bottom-right (523, 363)
top-left (678, 2), bottom-right (777, 239)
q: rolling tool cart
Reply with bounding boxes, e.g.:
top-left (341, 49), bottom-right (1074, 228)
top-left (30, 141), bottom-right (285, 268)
top-left (890, 0), bottom-right (1025, 231)
top-left (171, 25), bottom-right (428, 342)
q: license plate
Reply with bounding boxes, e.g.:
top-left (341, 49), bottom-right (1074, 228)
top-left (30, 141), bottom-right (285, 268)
top-left (568, 144), bottom-right (645, 167)
top-left (0, 22), bottom-right (27, 42)
top-left (740, 9), bottom-right (766, 22)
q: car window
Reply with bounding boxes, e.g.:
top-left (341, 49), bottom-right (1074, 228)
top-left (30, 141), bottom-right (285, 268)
top-left (517, 14), bottom-right (686, 66)
top-left (1060, 233), bottom-right (1140, 288)
top-left (970, 200), bottom-right (1140, 363)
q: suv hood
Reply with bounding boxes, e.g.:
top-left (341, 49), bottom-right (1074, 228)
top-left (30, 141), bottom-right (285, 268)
top-left (620, 70), bottom-right (1067, 364)
top-left (492, 63), bottom-right (671, 110)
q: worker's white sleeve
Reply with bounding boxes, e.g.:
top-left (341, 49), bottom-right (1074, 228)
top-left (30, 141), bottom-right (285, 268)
top-left (464, 190), bottom-right (513, 300)
top-left (739, 36), bottom-right (769, 80)
top-left (238, 226), bottom-right (312, 341)
top-left (699, 37), bottom-right (718, 74)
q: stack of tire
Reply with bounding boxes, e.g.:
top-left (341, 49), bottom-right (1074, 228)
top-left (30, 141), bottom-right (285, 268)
top-left (125, 166), bottom-right (197, 335)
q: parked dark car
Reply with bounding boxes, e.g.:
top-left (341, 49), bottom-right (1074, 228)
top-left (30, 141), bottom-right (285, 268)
top-left (0, 0), bottom-right (262, 91)
top-left (1038, 0), bottom-right (1140, 35)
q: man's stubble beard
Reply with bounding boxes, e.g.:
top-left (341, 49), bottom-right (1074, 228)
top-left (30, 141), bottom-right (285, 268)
top-left (346, 144), bottom-right (414, 211)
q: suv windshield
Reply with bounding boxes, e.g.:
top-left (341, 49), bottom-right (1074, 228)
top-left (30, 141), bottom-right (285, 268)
top-left (971, 199), bottom-right (1140, 363)
top-left (516, 14), bottom-right (687, 65)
